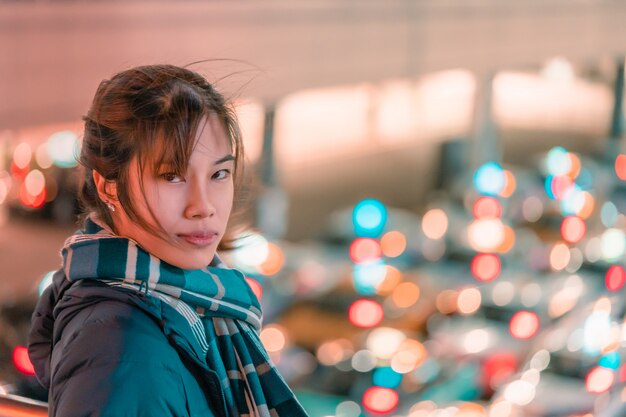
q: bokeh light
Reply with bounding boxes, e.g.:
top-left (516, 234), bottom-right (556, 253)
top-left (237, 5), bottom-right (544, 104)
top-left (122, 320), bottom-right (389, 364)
top-left (257, 242), bottom-right (285, 276)
top-left (362, 387), bottom-right (399, 415)
top-left (317, 339), bottom-right (353, 366)
top-left (549, 242), bottom-right (570, 271)
top-left (615, 154), bottom-right (626, 180)
top-left (390, 281), bottom-right (420, 308)
top-left (350, 238), bottom-right (382, 264)
top-left (586, 366), bottom-right (615, 393)
top-left (422, 208), bottom-right (448, 240)
top-left (560, 216), bottom-right (586, 243)
top-left (503, 380), bottom-right (535, 406)
top-left (380, 230), bottom-right (406, 258)
top-left (352, 350), bottom-right (377, 373)
top-left (474, 162), bottom-right (506, 195)
top-left (366, 327), bottom-right (406, 360)
top-left (509, 311), bottom-right (540, 339)
top-left (373, 366), bottom-right (402, 388)
top-left (473, 197), bottom-right (502, 219)
top-left (471, 253), bottom-right (501, 282)
top-left (12, 346), bottom-right (35, 376)
top-left (601, 228), bottom-right (626, 262)
top-left (457, 287), bottom-right (482, 315)
top-left (353, 199), bottom-right (387, 237)
top-left (13, 142), bottom-right (32, 170)
top-left (47, 130), bottom-right (80, 168)
top-left (353, 260), bottom-right (387, 294)
top-left (349, 299), bottom-right (384, 328)
top-left (606, 265), bottom-right (626, 292)
top-left (232, 233), bottom-right (270, 271)
top-left (468, 219), bottom-right (505, 252)
top-left (245, 277), bottom-right (263, 300)
top-left (546, 146), bottom-right (571, 176)
top-left (499, 170), bottom-right (516, 198)
top-left (260, 325), bottom-right (287, 353)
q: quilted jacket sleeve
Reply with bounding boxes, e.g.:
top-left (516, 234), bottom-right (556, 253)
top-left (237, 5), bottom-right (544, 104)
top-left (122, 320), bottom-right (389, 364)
top-left (48, 299), bottom-right (202, 417)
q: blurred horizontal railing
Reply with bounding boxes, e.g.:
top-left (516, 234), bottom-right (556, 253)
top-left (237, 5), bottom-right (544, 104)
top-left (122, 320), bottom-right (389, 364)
top-left (0, 394), bottom-right (47, 417)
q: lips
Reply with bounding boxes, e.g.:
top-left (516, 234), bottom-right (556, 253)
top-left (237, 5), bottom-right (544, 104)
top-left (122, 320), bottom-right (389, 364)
top-left (177, 231), bottom-right (218, 247)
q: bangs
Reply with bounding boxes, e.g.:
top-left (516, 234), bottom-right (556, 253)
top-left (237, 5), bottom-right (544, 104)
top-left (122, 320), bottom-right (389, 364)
top-left (138, 110), bottom-right (209, 177)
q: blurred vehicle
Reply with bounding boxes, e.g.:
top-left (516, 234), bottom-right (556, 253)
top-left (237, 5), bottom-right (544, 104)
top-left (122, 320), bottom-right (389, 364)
top-left (491, 295), bottom-right (626, 417)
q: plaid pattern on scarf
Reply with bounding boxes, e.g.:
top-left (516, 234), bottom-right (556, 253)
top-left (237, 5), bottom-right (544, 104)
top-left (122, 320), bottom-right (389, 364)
top-left (61, 218), bottom-right (308, 417)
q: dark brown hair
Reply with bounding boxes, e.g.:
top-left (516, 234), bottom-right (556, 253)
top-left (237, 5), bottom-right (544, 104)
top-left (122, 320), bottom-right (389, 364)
top-left (78, 64), bottom-right (246, 250)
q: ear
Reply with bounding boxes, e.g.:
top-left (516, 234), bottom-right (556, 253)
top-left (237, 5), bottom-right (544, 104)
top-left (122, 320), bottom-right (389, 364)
top-left (92, 170), bottom-right (118, 202)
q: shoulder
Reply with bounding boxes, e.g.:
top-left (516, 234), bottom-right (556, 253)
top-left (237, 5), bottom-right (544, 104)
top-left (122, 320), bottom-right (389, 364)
top-left (48, 288), bottom-right (203, 416)
top-left (53, 287), bottom-right (179, 368)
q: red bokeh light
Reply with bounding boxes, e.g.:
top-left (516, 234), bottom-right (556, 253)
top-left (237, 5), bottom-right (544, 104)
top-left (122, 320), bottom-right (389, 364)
top-left (362, 386), bottom-right (399, 414)
top-left (350, 238), bottom-right (382, 264)
top-left (586, 366), bottom-right (615, 393)
top-left (606, 266), bottom-right (626, 292)
top-left (560, 216), bottom-right (586, 244)
top-left (19, 184), bottom-right (46, 209)
top-left (509, 311), bottom-right (540, 340)
top-left (348, 299), bottom-right (384, 328)
top-left (471, 253), bottom-right (501, 282)
top-left (551, 175), bottom-right (574, 200)
top-left (245, 278), bottom-right (263, 301)
top-left (13, 346), bottom-right (35, 376)
top-left (482, 352), bottom-right (517, 392)
top-left (472, 197), bottom-right (502, 219)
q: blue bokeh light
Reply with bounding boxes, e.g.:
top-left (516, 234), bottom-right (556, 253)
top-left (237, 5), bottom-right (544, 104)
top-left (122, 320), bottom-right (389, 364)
top-left (473, 162), bottom-right (505, 196)
top-left (372, 367), bottom-right (402, 389)
top-left (353, 199), bottom-right (387, 237)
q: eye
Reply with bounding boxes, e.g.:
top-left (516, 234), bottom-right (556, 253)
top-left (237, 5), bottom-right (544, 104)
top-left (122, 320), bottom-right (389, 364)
top-left (212, 169), bottom-right (231, 180)
top-left (160, 172), bottom-right (185, 183)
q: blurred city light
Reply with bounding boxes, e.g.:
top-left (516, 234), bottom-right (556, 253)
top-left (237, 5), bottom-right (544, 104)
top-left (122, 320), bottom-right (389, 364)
top-left (47, 130), bottom-right (80, 168)
top-left (474, 162), bottom-right (505, 196)
top-left (509, 311), bottom-right (540, 339)
top-left (422, 208), bottom-right (448, 240)
top-left (362, 386), bottom-right (399, 415)
top-left (12, 346), bottom-right (35, 376)
top-left (353, 199), bottom-right (387, 238)
top-left (348, 299), bottom-right (384, 328)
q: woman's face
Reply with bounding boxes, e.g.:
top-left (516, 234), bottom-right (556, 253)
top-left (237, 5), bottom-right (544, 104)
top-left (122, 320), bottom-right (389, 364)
top-left (114, 114), bottom-right (235, 270)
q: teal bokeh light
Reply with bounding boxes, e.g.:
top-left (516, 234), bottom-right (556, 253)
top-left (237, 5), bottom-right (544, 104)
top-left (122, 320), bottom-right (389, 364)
top-left (372, 367), bottom-right (402, 389)
top-left (352, 199), bottom-right (387, 237)
top-left (352, 260), bottom-right (386, 295)
top-left (546, 146), bottom-right (571, 176)
top-left (473, 162), bottom-right (505, 196)
top-left (599, 352), bottom-right (620, 370)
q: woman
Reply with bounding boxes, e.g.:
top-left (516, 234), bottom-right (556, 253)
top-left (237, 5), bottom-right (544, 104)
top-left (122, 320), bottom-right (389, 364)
top-left (27, 64), bottom-right (308, 417)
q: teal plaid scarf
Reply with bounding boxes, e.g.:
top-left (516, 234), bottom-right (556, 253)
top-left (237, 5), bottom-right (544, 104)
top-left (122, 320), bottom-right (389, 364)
top-left (61, 217), bottom-right (308, 417)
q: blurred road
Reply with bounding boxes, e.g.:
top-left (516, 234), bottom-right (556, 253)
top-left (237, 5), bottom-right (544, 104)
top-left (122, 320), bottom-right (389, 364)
top-left (0, 218), bottom-right (74, 304)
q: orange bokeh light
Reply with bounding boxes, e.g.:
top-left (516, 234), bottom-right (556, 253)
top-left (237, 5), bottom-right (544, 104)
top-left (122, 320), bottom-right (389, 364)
top-left (381, 231), bottom-right (407, 258)
top-left (258, 242), bottom-right (285, 276)
top-left (615, 154), bottom-right (626, 181)
top-left (561, 216), bottom-right (586, 244)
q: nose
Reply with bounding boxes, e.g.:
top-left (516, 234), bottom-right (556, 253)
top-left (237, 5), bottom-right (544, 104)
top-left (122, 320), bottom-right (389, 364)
top-left (183, 180), bottom-right (215, 219)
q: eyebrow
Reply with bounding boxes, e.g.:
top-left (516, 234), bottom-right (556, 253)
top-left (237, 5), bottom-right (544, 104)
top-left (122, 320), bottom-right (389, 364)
top-left (214, 154), bottom-right (235, 165)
